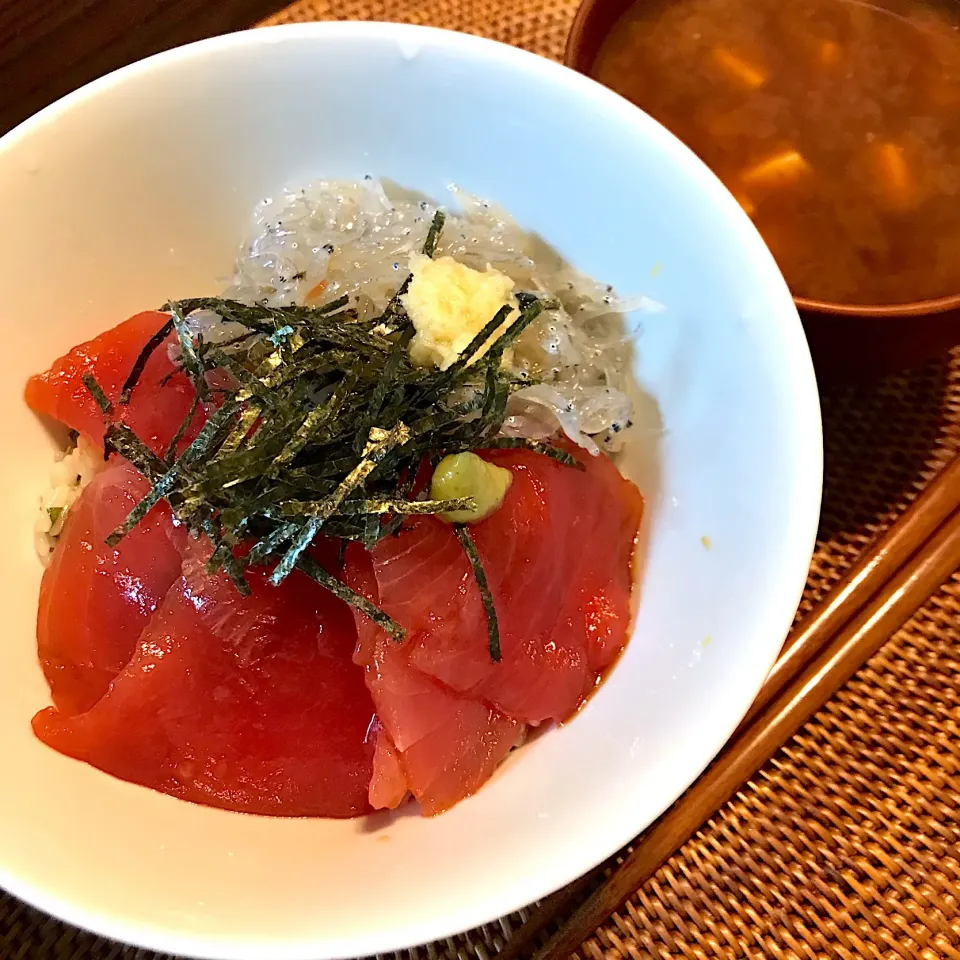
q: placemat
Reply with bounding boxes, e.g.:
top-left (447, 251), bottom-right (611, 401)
top-left (2, 1), bottom-right (959, 957)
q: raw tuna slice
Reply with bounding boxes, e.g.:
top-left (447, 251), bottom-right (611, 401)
top-left (375, 445), bottom-right (642, 721)
top-left (25, 310), bottom-right (207, 456)
top-left (37, 458), bottom-right (182, 716)
top-left (347, 550), bottom-right (522, 815)
top-left (34, 540), bottom-right (376, 818)
top-left (346, 443), bottom-right (641, 814)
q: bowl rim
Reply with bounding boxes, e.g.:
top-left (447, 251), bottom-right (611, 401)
top-left (0, 19), bottom-right (823, 960)
top-left (562, 0), bottom-right (960, 320)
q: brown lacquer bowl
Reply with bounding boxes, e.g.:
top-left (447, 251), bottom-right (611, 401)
top-left (565, 0), bottom-right (960, 382)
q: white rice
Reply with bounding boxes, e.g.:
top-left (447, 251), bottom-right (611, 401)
top-left (34, 435), bottom-right (104, 561)
top-left (224, 179), bottom-right (644, 455)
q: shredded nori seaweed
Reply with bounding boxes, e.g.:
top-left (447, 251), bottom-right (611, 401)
top-left (454, 524), bottom-right (501, 662)
top-left (83, 216), bottom-right (576, 658)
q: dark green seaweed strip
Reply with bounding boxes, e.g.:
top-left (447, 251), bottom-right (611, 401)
top-left (201, 355), bottom-right (278, 414)
top-left (214, 402), bottom-right (261, 461)
top-left (369, 211), bottom-right (445, 332)
top-left (164, 392), bottom-right (202, 463)
top-left (353, 326), bottom-right (414, 455)
top-left (479, 374), bottom-right (511, 444)
top-left (118, 317), bottom-right (175, 404)
top-left (168, 303), bottom-right (205, 383)
top-left (489, 296), bottom-right (545, 356)
top-left (205, 512), bottom-right (249, 572)
top-left (260, 351), bottom-right (348, 390)
top-left (376, 274), bottom-right (412, 330)
top-left (103, 424), bottom-right (168, 480)
top-left (246, 520), bottom-right (299, 566)
top-left (407, 390), bottom-right (487, 438)
top-left (204, 329), bottom-right (258, 353)
top-left (81, 373), bottom-right (113, 417)
top-left (247, 336), bottom-right (295, 386)
top-left (361, 513), bottom-right (380, 549)
top-left (269, 404), bottom-right (335, 476)
top-left (475, 436), bottom-right (584, 469)
top-left (270, 372), bottom-right (358, 476)
top-left (322, 518), bottom-right (376, 542)
top-left (268, 422), bottom-right (412, 585)
top-left (179, 399), bottom-right (242, 467)
top-left (344, 496), bottom-right (474, 516)
top-left (185, 442), bottom-right (287, 497)
top-left (287, 458), bottom-right (358, 483)
top-left (422, 298), bottom-right (546, 432)
top-left (200, 515), bottom-right (250, 595)
top-left (429, 303), bottom-right (514, 386)
top-left (268, 517), bottom-right (322, 585)
top-left (422, 210), bottom-right (446, 259)
top-left (106, 400), bottom-right (241, 546)
top-left (105, 466), bottom-right (181, 546)
top-left (464, 361), bottom-right (509, 446)
top-left (298, 321), bottom-right (394, 355)
top-left (295, 554), bottom-right (404, 641)
top-left (311, 294), bottom-right (350, 316)
top-left (454, 524), bottom-right (501, 662)
top-left (379, 464), bottom-right (422, 539)
top-left (278, 496), bottom-right (473, 517)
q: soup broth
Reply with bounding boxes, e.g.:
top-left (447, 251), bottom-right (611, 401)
top-left (594, 0), bottom-right (960, 305)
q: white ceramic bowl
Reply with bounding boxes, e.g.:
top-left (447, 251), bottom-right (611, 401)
top-left (0, 21), bottom-right (821, 960)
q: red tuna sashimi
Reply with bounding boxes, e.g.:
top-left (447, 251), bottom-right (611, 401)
top-left (345, 444), bottom-right (641, 814)
top-left (347, 551), bottom-right (522, 816)
top-left (33, 540), bottom-right (376, 818)
top-left (25, 310), bottom-right (207, 455)
top-left (373, 445), bottom-right (642, 724)
top-left (38, 458), bottom-right (182, 716)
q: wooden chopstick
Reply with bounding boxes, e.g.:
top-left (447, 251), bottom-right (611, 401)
top-left (499, 455), bottom-right (960, 960)
top-left (737, 452), bottom-right (960, 730)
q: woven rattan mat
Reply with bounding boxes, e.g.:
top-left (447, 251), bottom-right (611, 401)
top-left (3, 2), bottom-right (960, 957)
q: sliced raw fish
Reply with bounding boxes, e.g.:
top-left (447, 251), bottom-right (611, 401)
top-left (375, 446), bottom-right (642, 721)
top-left (345, 444), bottom-right (641, 813)
top-left (37, 458), bottom-right (182, 715)
top-left (26, 310), bottom-right (207, 455)
top-left (347, 550), bottom-right (522, 815)
top-left (34, 540), bottom-right (376, 818)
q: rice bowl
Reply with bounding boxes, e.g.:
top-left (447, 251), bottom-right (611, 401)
top-left (26, 176), bottom-right (646, 820)
top-left (0, 21), bottom-right (821, 960)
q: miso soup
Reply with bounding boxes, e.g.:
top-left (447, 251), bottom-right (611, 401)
top-left (594, 0), bottom-right (960, 305)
